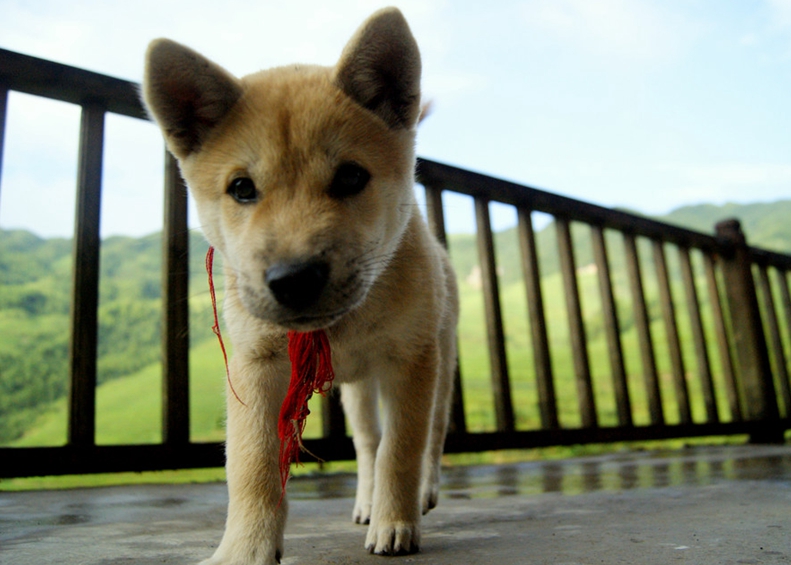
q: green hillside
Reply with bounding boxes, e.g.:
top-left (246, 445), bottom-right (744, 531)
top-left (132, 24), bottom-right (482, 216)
top-left (8, 263), bottom-right (720, 448)
top-left (2, 199), bottom-right (789, 447)
top-left (0, 228), bottom-right (220, 443)
top-left (11, 339), bottom-right (228, 446)
top-left (657, 200), bottom-right (791, 254)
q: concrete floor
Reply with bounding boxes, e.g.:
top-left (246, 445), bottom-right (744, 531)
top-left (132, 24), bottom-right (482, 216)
top-left (2, 443), bottom-right (790, 565)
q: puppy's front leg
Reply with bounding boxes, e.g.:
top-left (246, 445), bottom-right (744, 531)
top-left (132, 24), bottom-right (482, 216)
top-left (200, 355), bottom-right (289, 565)
top-left (365, 347), bottom-right (438, 555)
top-left (341, 379), bottom-right (381, 525)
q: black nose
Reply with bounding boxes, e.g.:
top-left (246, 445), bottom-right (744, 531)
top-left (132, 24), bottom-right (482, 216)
top-left (265, 260), bottom-right (330, 310)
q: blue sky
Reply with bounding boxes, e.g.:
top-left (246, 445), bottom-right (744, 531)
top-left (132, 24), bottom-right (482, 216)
top-left (1, 0), bottom-right (790, 237)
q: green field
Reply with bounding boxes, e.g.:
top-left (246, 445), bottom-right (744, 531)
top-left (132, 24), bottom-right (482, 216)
top-left (5, 199), bottom-right (791, 490)
top-left (6, 268), bottom-right (735, 451)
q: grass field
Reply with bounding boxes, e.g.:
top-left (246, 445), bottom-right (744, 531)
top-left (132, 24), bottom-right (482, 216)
top-left (2, 254), bottom-right (746, 490)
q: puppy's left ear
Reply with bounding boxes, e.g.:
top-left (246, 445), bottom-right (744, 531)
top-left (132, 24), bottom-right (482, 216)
top-left (142, 39), bottom-right (242, 159)
top-left (334, 7), bottom-right (421, 129)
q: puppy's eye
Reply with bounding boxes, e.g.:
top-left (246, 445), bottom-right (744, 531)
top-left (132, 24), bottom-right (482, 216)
top-left (227, 177), bottom-right (258, 203)
top-left (329, 163), bottom-right (370, 199)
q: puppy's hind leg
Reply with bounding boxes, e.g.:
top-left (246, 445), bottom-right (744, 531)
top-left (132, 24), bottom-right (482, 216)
top-left (365, 349), bottom-right (438, 555)
top-left (341, 379), bottom-right (381, 525)
top-left (422, 259), bottom-right (460, 515)
top-left (421, 326), bottom-right (457, 515)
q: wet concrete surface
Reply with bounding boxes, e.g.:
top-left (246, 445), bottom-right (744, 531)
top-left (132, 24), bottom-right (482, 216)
top-left (1, 444), bottom-right (790, 564)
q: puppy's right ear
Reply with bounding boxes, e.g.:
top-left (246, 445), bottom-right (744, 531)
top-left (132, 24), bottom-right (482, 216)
top-left (142, 39), bottom-right (242, 159)
top-left (334, 7), bottom-right (421, 129)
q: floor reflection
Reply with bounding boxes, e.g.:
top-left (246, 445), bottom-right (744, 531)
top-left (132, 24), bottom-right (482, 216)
top-left (440, 445), bottom-right (791, 500)
top-left (287, 445), bottom-right (791, 501)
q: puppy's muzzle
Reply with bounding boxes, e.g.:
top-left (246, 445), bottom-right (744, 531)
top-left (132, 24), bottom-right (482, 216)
top-left (265, 260), bottom-right (330, 311)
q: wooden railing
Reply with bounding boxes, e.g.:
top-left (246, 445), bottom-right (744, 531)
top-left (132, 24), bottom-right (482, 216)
top-left (0, 48), bottom-right (788, 478)
top-left (419, 161), bottom-right (790, 449)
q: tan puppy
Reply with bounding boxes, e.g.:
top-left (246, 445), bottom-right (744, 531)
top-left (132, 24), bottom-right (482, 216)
top-left (143, 7), bottom-right (458, 565)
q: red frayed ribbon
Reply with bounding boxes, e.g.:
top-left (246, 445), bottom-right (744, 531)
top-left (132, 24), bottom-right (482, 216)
top-left (205, 247), bottom-right (335, 496)
top-left (278, 330), bottom-right (335, 492)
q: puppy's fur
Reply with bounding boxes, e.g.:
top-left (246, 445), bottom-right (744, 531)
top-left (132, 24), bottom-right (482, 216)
top-left (143, 7), bottom-right (458, 565)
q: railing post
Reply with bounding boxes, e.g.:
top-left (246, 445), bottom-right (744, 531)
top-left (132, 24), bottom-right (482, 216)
top-left (0, 87), bottom-right (7, 207)
top-left (517, 209), bottom-right (558, 430)
top-left (322, 389), bottom-right (347, 440)
top-left (68, 102), bottom-right (105, 447)
top-left (424, 183), bottom-right (467, 435)
top-left (624, 233), bottom-right (664, 426)
top-left (591, 225), bottom-right (632, 427)
top-left (715, 219), bottom-right (782, 443)
top-left (474, 197), bottom-right (515, 432)
top-left (162, 152), bottom-right (190, 445)
top-left (556, 217), bottom-right (597, 428)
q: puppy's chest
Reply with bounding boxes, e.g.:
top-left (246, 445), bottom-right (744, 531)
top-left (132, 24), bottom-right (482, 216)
top-left (329, 342), bottom-right (378, 384)
top-left (328, 329), bottom-right (404, 384)
top-left (324, 308), bottom-right (396, 383)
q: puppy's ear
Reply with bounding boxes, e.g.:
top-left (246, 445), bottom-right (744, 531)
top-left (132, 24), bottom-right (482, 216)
top-left (334, 7), bottom-right (421, 129)
top-left (142, 39), bottom-right (242, 158)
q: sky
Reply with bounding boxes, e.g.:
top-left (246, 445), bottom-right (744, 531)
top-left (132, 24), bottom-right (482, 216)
top-left (1, 0), bottom-right (790, 238)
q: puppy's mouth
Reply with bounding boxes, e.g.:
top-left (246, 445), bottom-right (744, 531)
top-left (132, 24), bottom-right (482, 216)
top-left (249, 299), bottom-right (356, 332)
top-left (278, 309), bottom-right (351, 332)
top-left (237, 258), bottom-right (365, 331)
top-left (240, 285), bottom-right (355, 330)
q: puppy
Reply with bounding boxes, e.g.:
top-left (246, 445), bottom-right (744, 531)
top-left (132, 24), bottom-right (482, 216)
top-left (143, 7), bottom-right (458, 564)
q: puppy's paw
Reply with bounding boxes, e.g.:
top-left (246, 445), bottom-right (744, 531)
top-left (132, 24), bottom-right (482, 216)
top-left (198, 546), bottom-right (283, 565)
top-left (421, 484), bottom-right (439, 515)
top-left (364, 521), bottom-right (420, 556)
top-left (352, 500), bottom-right (372, 525)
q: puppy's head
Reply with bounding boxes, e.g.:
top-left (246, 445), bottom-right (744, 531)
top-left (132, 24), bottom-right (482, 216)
top-left (143, 8), bottom-right (421, 331)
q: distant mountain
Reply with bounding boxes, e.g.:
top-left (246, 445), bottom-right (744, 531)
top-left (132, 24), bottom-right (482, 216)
top-left (658, 200), bottom-right (791, 254)
top-left (446, 199), bottom-right (791, 286)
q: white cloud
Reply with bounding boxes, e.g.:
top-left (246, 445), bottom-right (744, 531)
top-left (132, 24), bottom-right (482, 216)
top-left (518, 0), bottom-right (700, 64)
top-left (769, 0), bottom-right (791, 28)
top-left (0, 0), bottom-right (458, 238)
top-left (0, 0), bottom-right (453, 81)
top-left (767, 0), bottom-right (791, 57)
top-left (0, 93), bottom-right (80, 237)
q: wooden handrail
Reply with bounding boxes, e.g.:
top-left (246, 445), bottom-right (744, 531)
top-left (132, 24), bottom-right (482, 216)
top-left (0, 48), bottom-right (788, 479)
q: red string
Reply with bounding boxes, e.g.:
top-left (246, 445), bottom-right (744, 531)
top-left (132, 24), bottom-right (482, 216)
top-left (278, 330), bottom-right (335, 494)
top-left (205, 247), bottom-right (335, 498)
top-left (206, 246), bottom-right (246, 406)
